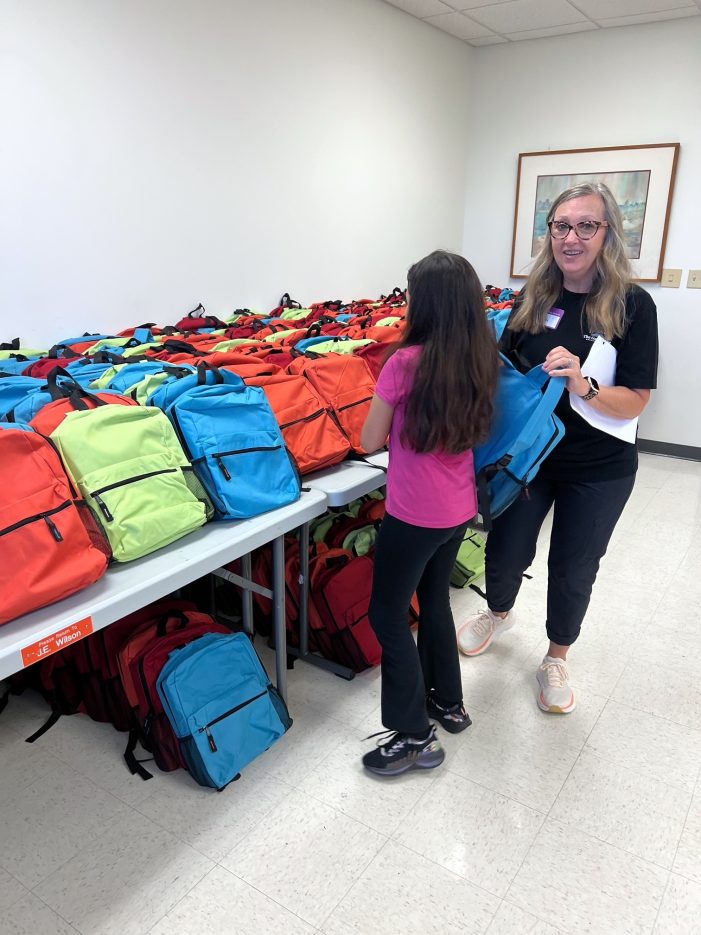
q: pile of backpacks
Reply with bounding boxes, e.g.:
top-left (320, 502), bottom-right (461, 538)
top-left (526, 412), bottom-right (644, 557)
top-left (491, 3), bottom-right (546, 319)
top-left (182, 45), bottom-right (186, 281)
top-left (17, 597), bottom-right (291, 790)
top-left (0, 289), bottom-right (410, 628)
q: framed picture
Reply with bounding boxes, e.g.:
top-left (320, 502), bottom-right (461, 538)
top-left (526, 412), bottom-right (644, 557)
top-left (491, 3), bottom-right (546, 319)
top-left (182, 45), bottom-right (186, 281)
top-left (510, 143), bottom-right (680, 281)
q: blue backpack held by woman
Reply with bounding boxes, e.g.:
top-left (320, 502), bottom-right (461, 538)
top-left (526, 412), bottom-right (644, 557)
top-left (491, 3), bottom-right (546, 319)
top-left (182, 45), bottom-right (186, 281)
top-left (474, 354), bottom-right (565, 526)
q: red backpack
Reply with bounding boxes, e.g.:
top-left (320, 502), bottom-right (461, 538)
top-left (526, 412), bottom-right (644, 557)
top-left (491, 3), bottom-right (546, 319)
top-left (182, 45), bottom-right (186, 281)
top-left (308, 547), bottom-right (380, 671)
top-left (174, 303), bottom-right (228, 332)
top-left (0, 428), bottom-right (111, 627)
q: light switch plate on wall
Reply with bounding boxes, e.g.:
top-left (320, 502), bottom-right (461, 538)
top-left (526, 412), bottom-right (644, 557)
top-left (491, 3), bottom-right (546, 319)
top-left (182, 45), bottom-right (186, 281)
top-left (661, 268), bottom-right (682, 288)
top-left (687, 270), bottom-right (701, 289)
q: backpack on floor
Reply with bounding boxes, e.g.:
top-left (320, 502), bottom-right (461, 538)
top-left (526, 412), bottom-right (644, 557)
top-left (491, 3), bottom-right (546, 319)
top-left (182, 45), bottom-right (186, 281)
top-left (120, 611), bottom-right (230, 778)
top-left (308, 547), bottom-right (381, 671)
top-left (157, 632), bottom-right (292, 790)
top-left (474, 354), bottom-right (565, 526)
top-left (166, 379), bottom-right (301, 520)
top-left (0, 428), bottom-right (111, 626)
top-left (50, 405), bottom-right (212, 561)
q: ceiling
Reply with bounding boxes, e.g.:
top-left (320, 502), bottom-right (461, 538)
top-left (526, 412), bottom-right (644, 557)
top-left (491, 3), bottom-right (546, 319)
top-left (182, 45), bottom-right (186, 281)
top-left (382, 0), bottom-right (701, 45)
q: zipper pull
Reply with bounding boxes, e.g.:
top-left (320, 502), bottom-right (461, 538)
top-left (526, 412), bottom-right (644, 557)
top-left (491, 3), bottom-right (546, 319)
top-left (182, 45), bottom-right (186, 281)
top-left (215, 456), bottom-right (231, 481)
top-left (202, 726), bottom-right (217, 752)
top-left (45, 515), bottom-right (63, 542)
top-left (93, 493), bottom-right (113, 522)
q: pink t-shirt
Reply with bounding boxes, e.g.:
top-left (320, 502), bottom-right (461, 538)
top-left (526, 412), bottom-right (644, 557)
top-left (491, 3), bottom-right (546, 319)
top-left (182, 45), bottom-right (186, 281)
top-left (375, 346), bottom-right (478, 528)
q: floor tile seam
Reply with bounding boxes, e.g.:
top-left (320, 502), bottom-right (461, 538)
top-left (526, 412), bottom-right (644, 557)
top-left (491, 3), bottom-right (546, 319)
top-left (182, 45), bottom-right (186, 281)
top-left (581, 737), bottom-right (696, 799)
top-left (274, 778), bottom-right (399, 839)
top-left (599, 695), bottom-right (701, 742)
top-left (26, 888), bottom-right (81, 934)
top-left (21, 802), bottom-right (143, 897)
top-left (533, 815), bottom-right (675, 887)
top-left (385, 834), bottom-right (514, 906)
top-left (649, 869), bottom-right (675, 935)
top-left (442, 762), bottom-right (565, 816)
top-left (129, 778), bottom-right (297, 863)
top-left (0, 866), bottom-right (29, 911)
top-left (315, 835), bottom-right (396, 931)
top-left (668, 780), bottom-right (701, 882)
top-left (144, 862), bottom-right (221, 934)
top-left (187, 862), bottom-right (319, 933)
top-left (497, 894), bottom-right (578, 935)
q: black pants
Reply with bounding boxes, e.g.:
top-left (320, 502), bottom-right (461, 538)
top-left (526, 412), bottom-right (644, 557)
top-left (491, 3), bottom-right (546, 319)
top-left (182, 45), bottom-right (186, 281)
top-left (369, 514), bottom-right (468, 735)
top-left (486, 473), bottom-right (635, 646)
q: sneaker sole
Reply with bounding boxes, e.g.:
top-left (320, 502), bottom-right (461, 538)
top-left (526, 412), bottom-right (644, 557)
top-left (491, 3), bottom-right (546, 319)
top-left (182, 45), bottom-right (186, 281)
top-left (363, 749), bottom-right (445, 777)
top-left (457, 620), bottom-right (514, 657)
top-left (537, 690), bottom-right (576, 714)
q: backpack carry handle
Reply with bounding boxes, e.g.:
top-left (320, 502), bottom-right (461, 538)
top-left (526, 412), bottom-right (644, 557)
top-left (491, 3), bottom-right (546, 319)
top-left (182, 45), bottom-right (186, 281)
top-left (187, 303), bottom-right (206, 319)
top-left (0, 338), bottom-right (20, 351)
top-left (196, 362), bottom-right (226, 384)
top-left (45, 366), bottom-right (85, 401)
top-left (279, 292), bottom-right (302, 310)
top-left (159, 339), bottom-right (205, 356)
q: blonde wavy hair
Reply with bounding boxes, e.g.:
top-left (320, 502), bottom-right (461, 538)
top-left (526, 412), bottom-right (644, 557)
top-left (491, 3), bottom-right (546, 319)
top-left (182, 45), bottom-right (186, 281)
top-left (509, 182), bottom-right (633, 340)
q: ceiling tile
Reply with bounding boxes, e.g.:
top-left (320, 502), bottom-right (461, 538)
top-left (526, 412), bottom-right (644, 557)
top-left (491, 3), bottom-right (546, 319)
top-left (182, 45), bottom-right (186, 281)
top-left (425, 11), bottom-right (500, 36)
top-left (598, 6), bottom-right (700, 24)
top-left (506, 21), bottom-right (599, 38)
top-left (383, 0), bottom-right (455, 18)
top-left (573, 0), bottom-right (695, 18)
top-left (466, 0), bottom-right (588, 32)
top-left (451, 0), bottom-right (516, 7)
top-left (469, 34), bottom-right (511, 43)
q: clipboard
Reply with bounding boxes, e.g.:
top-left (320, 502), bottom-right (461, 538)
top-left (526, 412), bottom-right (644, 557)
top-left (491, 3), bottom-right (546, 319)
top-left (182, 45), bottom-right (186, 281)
top-left (569, 336), bottom-right (638, 443)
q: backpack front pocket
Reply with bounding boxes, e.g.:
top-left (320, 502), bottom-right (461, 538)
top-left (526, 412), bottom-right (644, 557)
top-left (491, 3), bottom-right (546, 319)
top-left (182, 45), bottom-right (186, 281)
top-left (83, 455), bottom-right (206, 561)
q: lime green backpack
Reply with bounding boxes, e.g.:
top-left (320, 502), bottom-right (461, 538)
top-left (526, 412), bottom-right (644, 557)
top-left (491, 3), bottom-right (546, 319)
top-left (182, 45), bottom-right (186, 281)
top-left (450, 529), bottom-right (487, 589)
top-left (51, 406), bottom-right (211, 561)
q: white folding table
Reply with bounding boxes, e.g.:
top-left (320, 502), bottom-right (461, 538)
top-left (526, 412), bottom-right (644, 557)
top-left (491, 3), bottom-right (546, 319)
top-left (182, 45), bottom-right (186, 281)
top-left (0, 489), bottom-right (328, 700)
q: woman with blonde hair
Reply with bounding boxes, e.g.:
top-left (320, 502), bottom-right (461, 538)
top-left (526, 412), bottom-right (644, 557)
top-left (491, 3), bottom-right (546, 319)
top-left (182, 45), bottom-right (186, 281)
top-left (458, 182), bottom-right (658, 714)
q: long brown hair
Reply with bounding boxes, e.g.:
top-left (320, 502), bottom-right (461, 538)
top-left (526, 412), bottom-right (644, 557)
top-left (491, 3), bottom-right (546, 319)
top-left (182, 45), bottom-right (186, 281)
top-left (399, 250), bottom-right (499, 454)
top-left (509, 182), bottom-right (632, 340)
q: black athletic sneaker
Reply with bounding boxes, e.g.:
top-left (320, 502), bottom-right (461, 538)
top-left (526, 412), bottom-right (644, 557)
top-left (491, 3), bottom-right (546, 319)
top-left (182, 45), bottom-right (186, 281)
top-left (426, 692), bottom-right (472, 734)
top-left (362, 726), bottom-right (444, 777)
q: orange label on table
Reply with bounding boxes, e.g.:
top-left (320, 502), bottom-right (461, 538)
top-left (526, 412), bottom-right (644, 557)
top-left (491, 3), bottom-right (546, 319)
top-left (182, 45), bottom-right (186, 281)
top-left (21, 617), bottom-right (94, 667)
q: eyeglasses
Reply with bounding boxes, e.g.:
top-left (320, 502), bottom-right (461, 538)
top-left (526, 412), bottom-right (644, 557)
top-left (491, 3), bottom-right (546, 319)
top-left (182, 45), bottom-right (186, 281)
top-left (548, 220), bottom-right (608, 240)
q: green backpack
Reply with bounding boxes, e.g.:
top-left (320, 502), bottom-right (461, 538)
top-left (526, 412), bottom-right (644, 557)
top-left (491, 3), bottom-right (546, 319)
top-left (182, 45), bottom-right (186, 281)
top-left (51, 406), bottom-right (212, 561)
top-left (450, 529), bottom-right (487, 589)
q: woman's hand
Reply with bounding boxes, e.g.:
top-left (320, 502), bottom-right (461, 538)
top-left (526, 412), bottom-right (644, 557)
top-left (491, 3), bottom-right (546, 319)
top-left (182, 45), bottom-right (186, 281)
top-left (542, 346), bottom-right (588, 396)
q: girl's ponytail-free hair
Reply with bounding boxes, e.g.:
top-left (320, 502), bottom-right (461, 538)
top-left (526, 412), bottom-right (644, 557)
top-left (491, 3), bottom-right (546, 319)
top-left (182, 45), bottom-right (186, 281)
top-left (400, 250), bottom-right (499, 454)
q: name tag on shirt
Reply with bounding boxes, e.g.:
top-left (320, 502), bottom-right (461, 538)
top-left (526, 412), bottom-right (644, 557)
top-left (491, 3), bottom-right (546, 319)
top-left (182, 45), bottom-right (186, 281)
top-left (545, 307), bottom-right (564, 330)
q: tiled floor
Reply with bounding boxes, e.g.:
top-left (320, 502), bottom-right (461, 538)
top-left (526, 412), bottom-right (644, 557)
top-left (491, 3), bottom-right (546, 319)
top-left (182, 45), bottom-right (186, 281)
top-left (1, 452), bottom-right (700, 934)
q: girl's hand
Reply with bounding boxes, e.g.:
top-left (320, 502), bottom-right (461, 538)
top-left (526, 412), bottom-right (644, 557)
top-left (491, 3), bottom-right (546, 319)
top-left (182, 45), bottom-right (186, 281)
top-left (542, 346), bottom-right (588, 396)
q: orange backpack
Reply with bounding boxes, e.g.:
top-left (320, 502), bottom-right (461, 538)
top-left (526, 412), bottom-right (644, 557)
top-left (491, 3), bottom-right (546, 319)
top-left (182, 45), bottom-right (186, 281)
top-left (244, 372), bottom-right (351, 474)
top-left (286, 354), bottom-right (376, 453)
top-left (0, 428), bottom-right (111, 626)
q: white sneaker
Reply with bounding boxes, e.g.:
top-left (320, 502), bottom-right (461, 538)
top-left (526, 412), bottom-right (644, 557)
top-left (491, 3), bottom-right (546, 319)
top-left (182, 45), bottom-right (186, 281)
top-left (536, 656), bottom-right (576, 714)
top-left (457, 608), bottom-right (515, 656)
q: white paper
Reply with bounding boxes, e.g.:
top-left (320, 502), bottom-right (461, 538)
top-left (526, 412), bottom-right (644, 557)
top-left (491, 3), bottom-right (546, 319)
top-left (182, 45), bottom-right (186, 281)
top-left (568, 336), bottom-right (638, 443)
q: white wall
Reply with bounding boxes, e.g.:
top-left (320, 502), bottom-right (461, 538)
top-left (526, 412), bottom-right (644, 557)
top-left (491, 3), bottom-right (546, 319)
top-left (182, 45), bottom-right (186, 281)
top-left (461, 18), bottom-right (701, 448)
top-left (1, 0), bottom-right (472, 345)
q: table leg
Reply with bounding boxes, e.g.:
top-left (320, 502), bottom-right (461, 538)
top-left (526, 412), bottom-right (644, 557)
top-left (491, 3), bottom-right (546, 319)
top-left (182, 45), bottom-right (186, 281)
top-left (271, 534), bottom-right (287, 701)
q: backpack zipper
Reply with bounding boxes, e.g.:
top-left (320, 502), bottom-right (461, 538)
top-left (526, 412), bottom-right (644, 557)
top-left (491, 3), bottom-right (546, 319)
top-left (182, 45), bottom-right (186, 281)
top-left (90, 468), bottom-right (178, 522)
top-left (199, 689), bottom-right (268, 752)
top-left (209, 446), bottom-right (282, 482)
top-left (279, 407), bottom-right (326, 431)
top-left (337, 396), bottom-right (373, 412)
top-left (0, 500), bottom-right (70, 542)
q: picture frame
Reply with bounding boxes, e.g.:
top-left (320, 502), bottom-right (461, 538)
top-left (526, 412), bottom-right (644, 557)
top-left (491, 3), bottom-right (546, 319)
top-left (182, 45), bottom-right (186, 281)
top-left (510, 143), bottom-right (680, 282)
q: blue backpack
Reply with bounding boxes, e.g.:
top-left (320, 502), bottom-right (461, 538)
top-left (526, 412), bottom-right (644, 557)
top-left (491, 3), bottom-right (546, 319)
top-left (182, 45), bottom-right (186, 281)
top-left (0, 376), bottom-right (46, 420)
top-left (166, 378), bottom-right (301, 519)
top-left (157, 632), bottom-right (292, 790)
top-left (474, 354), bottom-right (565, 525)
top-left (145, 363), bottom-right (237, 411)
top-left (487, 306), bottom-right (514, 341)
